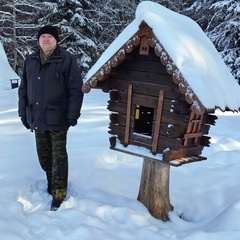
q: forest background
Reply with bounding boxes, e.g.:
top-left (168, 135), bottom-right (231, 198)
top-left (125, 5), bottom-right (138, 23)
top-left (0, 0), bottom-right (239, 82)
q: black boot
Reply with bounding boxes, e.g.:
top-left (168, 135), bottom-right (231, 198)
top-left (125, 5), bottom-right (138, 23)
top-left (50, 199), bottom-right (62, 211)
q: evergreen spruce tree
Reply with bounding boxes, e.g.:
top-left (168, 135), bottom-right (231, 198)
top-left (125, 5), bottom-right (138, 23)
top-left (0, 0), bottom-right (239, 80)
top-left (0, 0), bottom-right (47, 75)
top-left (41, 0), bottom-right (102, 76)
top-left (207, 0), bottom-right (240, 82)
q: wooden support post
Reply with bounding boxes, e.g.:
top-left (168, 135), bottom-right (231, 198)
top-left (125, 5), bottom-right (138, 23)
top-left (137, 157), bottom-right (173, 221)
top-left (152, 90), bottom-right (164, 154)
top-left (124, 84), bottom-right (133, 146)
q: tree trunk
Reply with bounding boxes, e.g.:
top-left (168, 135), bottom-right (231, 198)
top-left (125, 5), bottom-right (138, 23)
top-left (13, 0), bottom-right (17, 72)
top-left (137, 157), bottom-right (173, 221)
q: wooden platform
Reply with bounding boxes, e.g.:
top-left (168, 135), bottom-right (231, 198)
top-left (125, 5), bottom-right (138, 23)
top-left (111, 146), bottom-right (206, 167)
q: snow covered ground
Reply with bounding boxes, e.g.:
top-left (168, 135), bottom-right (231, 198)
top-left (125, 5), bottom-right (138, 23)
top-left (1, 1), bottom-right (240, 238)
top-left (1, 85), bottom-right (240, 240)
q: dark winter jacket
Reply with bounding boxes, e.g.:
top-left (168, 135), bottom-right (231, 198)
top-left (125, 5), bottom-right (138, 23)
top-left (18, 45), bottom-right (84, 131)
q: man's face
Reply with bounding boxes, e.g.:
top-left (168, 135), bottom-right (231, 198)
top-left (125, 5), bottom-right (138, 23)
top-left (39, 34), bottom-right (57, 53)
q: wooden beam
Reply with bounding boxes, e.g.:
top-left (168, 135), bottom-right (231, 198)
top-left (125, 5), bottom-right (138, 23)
top-left (152, 90), bottom-right (164, 154)
top-left (124, 84), bottom-right (133, 146)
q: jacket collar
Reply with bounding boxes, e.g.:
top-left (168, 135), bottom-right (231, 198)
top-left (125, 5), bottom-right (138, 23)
top-left (32, 45), bottom-right (64, 61)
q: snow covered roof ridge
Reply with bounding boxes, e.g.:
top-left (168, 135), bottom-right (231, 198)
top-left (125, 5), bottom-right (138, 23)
top-left (83, 1), bottom-right (240, 112)
top-left (0, 41), bottom-right (20, 90)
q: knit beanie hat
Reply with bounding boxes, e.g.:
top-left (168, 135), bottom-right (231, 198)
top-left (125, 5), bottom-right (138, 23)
top-left (37, 25), bottom-right (59, 42)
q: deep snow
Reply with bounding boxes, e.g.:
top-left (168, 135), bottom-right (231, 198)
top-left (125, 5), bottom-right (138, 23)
top-left (1, 1), bottom-right (240, 239)
top-left (1, 87), bottom-right (240, 240)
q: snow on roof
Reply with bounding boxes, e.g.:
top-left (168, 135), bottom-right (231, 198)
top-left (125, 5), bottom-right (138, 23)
top-left (0, 41), bottom-right (20, 90)
top-left (85, 1), bottom-right (240, 111)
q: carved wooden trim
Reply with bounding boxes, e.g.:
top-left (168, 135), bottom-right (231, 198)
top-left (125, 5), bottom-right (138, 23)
top-left (139, 35), bottom-right (149, 55)
top-left (183, 111), bottom-right (204, 146)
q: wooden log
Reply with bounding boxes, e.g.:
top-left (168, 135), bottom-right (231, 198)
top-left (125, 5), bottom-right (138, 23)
top-left (109, 126), bottom-right (182, 153)
top-left (172, 70), bottom-right (184, 84)
top-left (149, 37), bottom-right (157, 48)
top-left (107, 102), bottom-right (127, 114)
top-left (165, 124), bottom-right (185, 137)
top-left (137, 157), bottom-right (173, 221)
top-left (160, 111), bottom-right (188, 127)
top-left (96, 71), bottom-right (105, 81)
top-left (124, 84), bottom-right (133, 146)
top-left (109, 136), bottom-right (116, 148)
top-left (160, 52), bottom-right (169, 65)
top-left (90, 78), bottom-right (98, 87)
top-left (109, 113), bottom-right (118, 124)
top-left (200, 124), bottom-right (211, 135)
top-left (110, 57), bottom-right (118, 67)
top-left (171, 100), bottom-right (190, 114)
top-left (103, 64), bottom-right (111, 74)
top-left (108, 101), bottom-right (188, 127)
top-left (131, 93), bottom-right (159, 108)
top-left (112, 70), bottom-right (176, 89)
top-left (152, 90), bottom-right (164, 153)
top-left (131, 35), bottom-right (140, 46)
top-left (178, 82), bottom-right (187, 94)
top-left (81, 83), bottom-right (91, 93)
top-left (200, 136), bottom-right (211, 147)
top-left (125, 44), bottom-right (133, 53)
top-left (117, 50), bottom-right (126, 61)
top-left (121, 53), bottom-right (169, 75)
top-left (109, 114), bottom-right (172, 137)
top-left (163, 145), bottom-right (204, 161)
top-left (108, 79), bottom-right (185, 101)
top-left (157, 136), bottom-right (182, 151)
top-left (206, 114), bottom-right (218, 125)
top-left (109, 90), bottom-right (189, 114)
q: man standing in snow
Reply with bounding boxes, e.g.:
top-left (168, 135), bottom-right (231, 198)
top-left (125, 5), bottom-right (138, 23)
top-left (18, 25), bottom-right (84, 211)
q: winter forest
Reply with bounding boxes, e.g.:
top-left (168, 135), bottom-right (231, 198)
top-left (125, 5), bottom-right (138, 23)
top-left (0, 0), bottom-right (239, 82)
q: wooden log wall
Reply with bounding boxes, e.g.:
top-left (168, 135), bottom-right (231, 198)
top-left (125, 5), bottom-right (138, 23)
top-left (106, 46), bottom-right (217, 158)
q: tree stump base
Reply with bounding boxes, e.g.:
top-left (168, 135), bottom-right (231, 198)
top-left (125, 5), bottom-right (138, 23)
top-left (137, 157), bottom-right (173, 221)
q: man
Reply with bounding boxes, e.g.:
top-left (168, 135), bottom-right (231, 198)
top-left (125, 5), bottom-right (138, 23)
top-left (18, 25), bottom-right (84, 211)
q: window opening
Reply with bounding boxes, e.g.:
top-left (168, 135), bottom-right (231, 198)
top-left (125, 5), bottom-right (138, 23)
top-left (134, 105), bottom-right (154, 136)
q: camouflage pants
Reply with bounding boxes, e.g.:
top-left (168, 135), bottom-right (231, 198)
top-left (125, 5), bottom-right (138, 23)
top-left (35, 130), bottom-right (68, 201)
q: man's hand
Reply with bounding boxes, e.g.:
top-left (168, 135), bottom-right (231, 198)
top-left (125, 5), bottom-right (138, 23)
top-left (20, 116), bottom-right (30, 129)
top-left (67, 119), bottom-right (77, 128)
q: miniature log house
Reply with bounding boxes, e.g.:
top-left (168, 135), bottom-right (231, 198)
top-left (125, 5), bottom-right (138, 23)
top-left (82, 2), bottom-right (240, 221)
top-left (82, 21), bottom-right (216, 166)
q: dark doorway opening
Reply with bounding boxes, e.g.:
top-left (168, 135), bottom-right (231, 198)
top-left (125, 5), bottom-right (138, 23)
top-left (134, 105), bottom-right (154, 136)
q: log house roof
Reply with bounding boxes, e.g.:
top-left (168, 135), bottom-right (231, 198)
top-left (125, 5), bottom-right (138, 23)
top-left (82, 22), bottom-right (206, 114)
top-left (83, 1), bottom-right (240, 113)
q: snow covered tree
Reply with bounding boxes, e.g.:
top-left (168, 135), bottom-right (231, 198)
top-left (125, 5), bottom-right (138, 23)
top-left (0, 0), bottom-right (102, 76)
top-left (91, 0), bottom-right (137, 51)
top-left (207, 1), bottom-right (240, 82)
top-left (182, 0), bottom-right (214, 30)
top-left (184, 0), bottom-right (240, 82)
top-left (0, 0), bottom-right (46, 75)
top-left (0, 0), bottom-right (239, 80)
top-left (39, 0), bottom-right (102, 76)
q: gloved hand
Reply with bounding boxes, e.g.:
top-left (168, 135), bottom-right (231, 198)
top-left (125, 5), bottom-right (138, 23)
top-left (20, 116), bottom-right (30, 129)
top-left (67, 119), bottom-right (77, 128)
